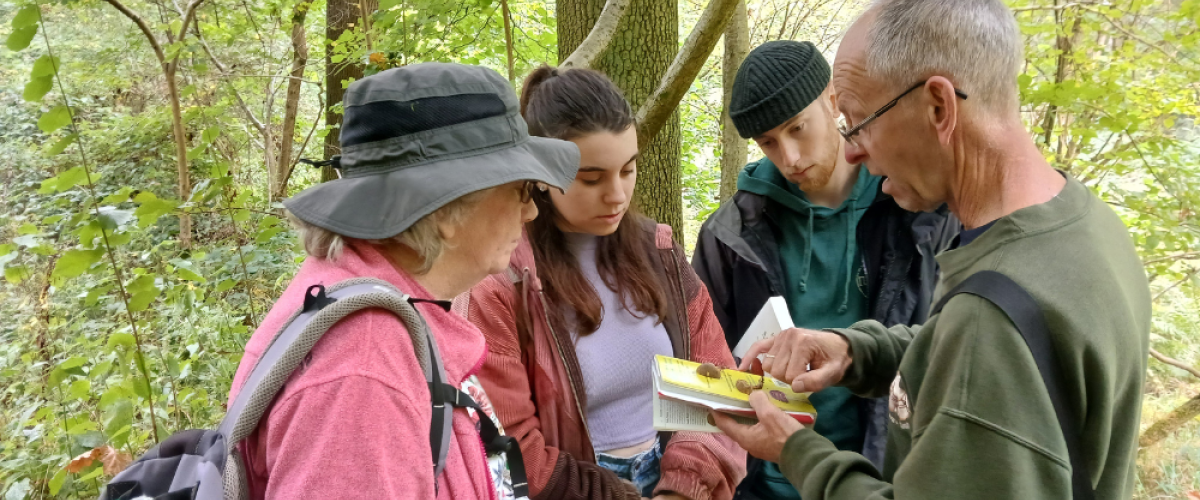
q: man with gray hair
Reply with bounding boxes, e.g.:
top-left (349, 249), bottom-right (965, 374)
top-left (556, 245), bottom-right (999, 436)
top-left (712, 1), bottom-right (1152, 499)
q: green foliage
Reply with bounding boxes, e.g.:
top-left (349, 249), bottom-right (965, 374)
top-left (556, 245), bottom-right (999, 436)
top-left (37, 105), bottom-right (72, 133)
top-left (6, 5), bottom-right (39, 51)
top-left (0, 0), bottom-right (1197, 498)
top-left (369, 0), bottom-right (556, 79)
top-left (1, 3), bottom-right (312, 496)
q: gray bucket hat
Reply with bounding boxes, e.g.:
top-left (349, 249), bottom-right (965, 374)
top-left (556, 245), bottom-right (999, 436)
top-left (284, 62), bottom-right (581, 239)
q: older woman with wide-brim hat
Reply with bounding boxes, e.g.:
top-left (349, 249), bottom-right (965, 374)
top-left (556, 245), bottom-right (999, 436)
top-left (225, 63), bottom-right (579, 500)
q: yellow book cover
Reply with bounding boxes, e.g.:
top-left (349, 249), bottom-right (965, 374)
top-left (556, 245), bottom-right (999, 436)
top-left (654, 355), bottom-right (816, 416)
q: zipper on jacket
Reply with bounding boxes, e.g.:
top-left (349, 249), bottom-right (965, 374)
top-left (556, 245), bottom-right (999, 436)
top-left (538, 289), bottom-right (599, 462)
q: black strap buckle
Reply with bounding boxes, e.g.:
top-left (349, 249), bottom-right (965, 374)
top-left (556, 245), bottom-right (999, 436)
top-left (301, 285), bottom-right (336, 313)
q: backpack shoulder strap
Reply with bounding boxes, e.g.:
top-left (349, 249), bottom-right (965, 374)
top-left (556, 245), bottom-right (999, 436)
top-left (218, 278), bottom-right (454, 478)
top-left (931, 270), bottom-right (1094, 500)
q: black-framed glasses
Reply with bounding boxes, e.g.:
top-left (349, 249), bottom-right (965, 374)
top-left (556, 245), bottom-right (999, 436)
top-left (838, 81), bottom-right (968, 146)
top-left (519, 180), bottom-right (546, 203)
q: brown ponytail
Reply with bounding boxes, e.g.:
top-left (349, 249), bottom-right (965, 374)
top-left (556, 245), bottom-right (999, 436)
top-left (519, 66), bottom-right (668, 337)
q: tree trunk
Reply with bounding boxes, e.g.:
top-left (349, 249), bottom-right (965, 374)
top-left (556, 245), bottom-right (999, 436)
top-left (164, 65), bottom-right (193, 248)
top-left (633, 0), bottom-right (739, 145)
top-left (275, 0), bottom-right (313, 201)
top-left (719, 0), bottom-right (748, 204)
top-left (1040, 0), bottom-right (1081, 161)
top-left (101, 0), bottom-right (206, 245)
top-left (501, 0), bottom-right (515, 84)
top-left (1140, 393), bottom-right (1200, 449)
top-left (559, 0), bottom-right (682, 238)
top-left (323, 0), bottom-right (377, 182)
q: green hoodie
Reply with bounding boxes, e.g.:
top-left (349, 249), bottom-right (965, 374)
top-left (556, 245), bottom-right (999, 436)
top-left (737, 157), bottom-right (882, 498)
top-left (777, 176), bottom-right (1151, 500)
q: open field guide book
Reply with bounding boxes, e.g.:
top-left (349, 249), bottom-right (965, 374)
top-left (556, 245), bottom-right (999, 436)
top-left (652, 355), bottom-right (816, 433)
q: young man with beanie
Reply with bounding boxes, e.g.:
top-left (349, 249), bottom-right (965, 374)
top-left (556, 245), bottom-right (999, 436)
top-left (692, 40), bottom-right (958, 500)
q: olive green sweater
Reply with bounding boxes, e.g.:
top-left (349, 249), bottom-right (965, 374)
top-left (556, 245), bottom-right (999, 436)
top-left (777, 176), bottom-right (1151, 499)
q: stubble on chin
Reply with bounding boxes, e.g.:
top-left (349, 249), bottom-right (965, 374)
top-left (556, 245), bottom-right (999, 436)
top-left (798, 163), bottom-right (836, 192)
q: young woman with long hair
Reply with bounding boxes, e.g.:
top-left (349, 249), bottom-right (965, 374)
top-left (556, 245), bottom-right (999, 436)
top-left (465, 66), bottom-right (745, 500)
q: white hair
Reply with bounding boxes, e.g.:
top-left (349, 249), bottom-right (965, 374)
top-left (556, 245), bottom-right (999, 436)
top-left (866, 0), bottom-right (1022, 111)
top-left (287, 188), bottom-right (491, 274)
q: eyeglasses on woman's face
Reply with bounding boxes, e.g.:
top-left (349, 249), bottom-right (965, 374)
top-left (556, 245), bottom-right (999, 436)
top-left (838, 81), bottom-right (969, 147)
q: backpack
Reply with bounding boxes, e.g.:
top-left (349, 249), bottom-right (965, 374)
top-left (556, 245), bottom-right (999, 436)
top-left (99, 278), bottom-right (528, 500)
top-left (931, 270), bottom-right (1094, 500)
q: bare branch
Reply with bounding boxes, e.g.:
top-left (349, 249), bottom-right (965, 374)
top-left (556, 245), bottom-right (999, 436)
top-left (178, 0), bottom-right (207, 39)
top-left (102, 0), bottom-right (167, 64)
top-left (1152, 267), bottom-right (1199, 303)
top-left (1011, 2), bottom-right (1108, 12)
top-left (283, 83), bottom-right (325, 195)
top-left (560, 0), bottom-right (632, 69)
top-left (194, 26), bottom-right (267, 134)
top-left (1144, 252), bottom-right (1200, 265)
top-left (218, 74), bottom-right (323, 85)
top-left (1079, 5), bottom-right (1187, 67)
top-left (500, 0), bottom-right (515, 84)
top-left (167, 0), bottom-right (210, 73)
top-left (1149, 348), bottom-right (1200, 380)
top-left (634, 0), bottom-right (741, 145)
top-left (276, 0), bottom-right (315, 201)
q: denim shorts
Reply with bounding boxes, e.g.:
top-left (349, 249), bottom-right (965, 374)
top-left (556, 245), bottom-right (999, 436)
top-left (596, 437), bottom-right (663, 498)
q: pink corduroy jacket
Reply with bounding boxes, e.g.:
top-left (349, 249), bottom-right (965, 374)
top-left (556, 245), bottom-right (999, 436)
top-left (464, 220), bottom-right (746, 500)
top-left (228, 241), bottom-right (500, 500)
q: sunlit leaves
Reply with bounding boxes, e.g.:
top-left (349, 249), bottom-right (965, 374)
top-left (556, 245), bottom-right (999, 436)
top-left (126, 274), bottom-right (160, 312)
top-left (24, 54), bottom-right (59, 102)
top-left (11, 4), bottom-right (40, 27)
top-left (4, 265), bottom-right (31, 284)
top-left (6, 5), bottom-right (40, 51)
top-left (37, 104), bottom-right (72, 133)
top-left (39, 165), bottom-right (96, 194)
top-left (133, 191), bottom-right (179, 228)
top-left (52, 248), bottom-right (103, 283)
top-left (102, 399), bottom-right (134, 443)
top-left (43, 133), bottom-right (77, 157)
top-left (23, 75), bottom-right (52, 101)
top-left (97, 206), bottom-right (134, 231)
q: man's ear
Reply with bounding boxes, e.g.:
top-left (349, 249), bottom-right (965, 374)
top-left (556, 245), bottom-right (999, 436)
top-left (826, 84), bottom-right (839, 116)
top-left (925, 76), bottom-right (958, 146)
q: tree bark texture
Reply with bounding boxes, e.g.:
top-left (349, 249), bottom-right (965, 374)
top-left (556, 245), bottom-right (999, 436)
top-left (323, 0), bottom-right (377, 182)
top-left (558, 0), bottom-right (682, 238)
top-left (164, 66), bottom-right (192, 247)
top-left (633, 0), bottom-right (739, 146)
top-left (275, 0), bottom-right (314, 201)
top-left (1139, 393), bottom-right (1200, 449)
top-left (719, 0), bottom-right (748, 204)
top-left (560, 0), bottom-right (632, 70)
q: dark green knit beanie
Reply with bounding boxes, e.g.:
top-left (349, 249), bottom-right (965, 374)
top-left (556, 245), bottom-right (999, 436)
top-left (730, 40), bottom-right (831, 138)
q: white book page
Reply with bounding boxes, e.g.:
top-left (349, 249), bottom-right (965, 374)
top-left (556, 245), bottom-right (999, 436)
top-left (652, 393), bottom-right (723, 432)
top-left (732, 296), bottom-right (794, 358)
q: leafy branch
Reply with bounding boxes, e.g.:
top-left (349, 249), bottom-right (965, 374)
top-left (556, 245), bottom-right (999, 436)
top-left (36, 8), bottom-right (162, 443)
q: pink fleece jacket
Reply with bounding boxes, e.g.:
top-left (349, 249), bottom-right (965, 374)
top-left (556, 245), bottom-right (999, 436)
top-left (227, 240), bottom-right (497, 499)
